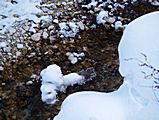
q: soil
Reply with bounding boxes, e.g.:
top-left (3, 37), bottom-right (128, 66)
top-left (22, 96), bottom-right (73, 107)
top-left (0, 1), bottom-right (159, 120)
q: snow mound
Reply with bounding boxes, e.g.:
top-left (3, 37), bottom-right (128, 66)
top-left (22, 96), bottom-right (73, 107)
top-left (53, 82), bottom-right (139, 120)
top-left (40, 64), bottom-right (96, 104)
top-left (53, 11), bottom-right (159, 120)
top-left (118, 11), bottom-right (159, 102)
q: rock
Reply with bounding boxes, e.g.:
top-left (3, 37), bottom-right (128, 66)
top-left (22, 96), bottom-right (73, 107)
top-left (26, 81), bottom-right (33, 85)
top-left (77, 21), bottom-right (85, 30)
top-left (16, 51), bottom-right (22, 57)
top-left (42, 31), bottom-right (49, 39)
top-left (49, 36), bottom-right (56, 43)
top-left (53, 19), bottom-right (59, 24)
top-left (31, 33), bottom-right (41, 41)
top-left (0, 66), bottom-right (4, 71)
top-left (48, 25), bottom-right (55, 30)
top-left (17, 43), bottom-right (24, 49)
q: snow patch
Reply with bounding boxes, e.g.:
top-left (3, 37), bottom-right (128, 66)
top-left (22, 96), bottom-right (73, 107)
top-left (66, 52), bottom-right (85, 64)
top-left (96, 11), bottom-right (109, 24)
top-left (59, 21), bottom-right (84, 38)
top-left (40, 64), bottom-right (95, 104)
top-left (0, 0), bottom-right (43, 33)
top-left (0, 42), bottom-right (7, 48)
top-left (148, 0), bottom-right (159, 6)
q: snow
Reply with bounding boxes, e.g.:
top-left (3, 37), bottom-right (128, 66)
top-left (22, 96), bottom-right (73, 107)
top-left (40, 64), bottom-right (63, 86)
top-left (59, 22), bottom-right (81, 38)
top-left (66, 52), bottom-right (85, 64)
top-left (53, 19), bottom-right (59, 24)
top-left (118, 11), bottom-right (159, 102)
top-left (96, 11), bottom-right (109, 24)
top-left (77, 21), bottom-right (85, 30)
top-left (53, 11), bottom-right (159, 120)
top-left (82, 0), bottom-right (98, 9)
top-left (53, 82), bottom-right (140, 120)
top-left (40, 64), bottom-right (87, 104)
top-left (148, 0), bottom-right (159, 6)
top-left (0, 42), bottom-right (7, 48)
top-left (114, 21), bottom-right (124, 30)
top-left (26, 80), bottom-right (33, 85)
top-left (40, 83), bottom-right (58, 104)
top-left (42, 31), bottom-right (49, 39)
top-left (0, 0), bottom-right (43, 33)
top-left (96, 11), bottom-right (123, 29)
top-left (0, 66), bottom-right (4, 71)
top-left (63, 73), bottom-right (85, 86)
top-left (17, 43), bottom-right (24, 49)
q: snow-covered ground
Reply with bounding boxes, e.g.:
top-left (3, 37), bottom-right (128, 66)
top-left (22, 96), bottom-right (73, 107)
top-left (0, 0), bottom-right (44, 33)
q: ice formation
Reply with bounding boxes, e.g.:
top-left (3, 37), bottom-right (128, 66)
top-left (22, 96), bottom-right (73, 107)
top-left (53, 11), bottom-right (159, 120)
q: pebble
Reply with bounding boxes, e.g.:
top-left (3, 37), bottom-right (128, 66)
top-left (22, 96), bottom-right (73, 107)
top-left (77, 21), bottom-right (85, 30)
top-left (16, 51), bottom-right (22, 57)
top-left (1, 83), bottom-right (6, 86)
top-left (0, 66), bottom-right (4, 71)
top-left (17, 43), bottom-right (24, 49)
top-left (12, 115), bottom-right (16, 119)
top-left (42, 31), bottom-right (49, 39)
top-left (31, 33), bottom-right (41, 41)
top-left (26, 81), bottom-right (33, 85)
top-left (49, 36), bottom-right (56, 43)
top-left (48, 25), bottom-right (55, 30)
